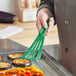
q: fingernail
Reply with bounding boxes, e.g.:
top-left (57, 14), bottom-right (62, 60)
top-left (44, 25), bottom-right (47, 28)
top-left (44, 22), bottom-right (47, 28)
top-left (49, 22), bottom-right (54, 26)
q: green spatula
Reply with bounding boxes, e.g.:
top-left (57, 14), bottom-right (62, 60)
top-left (20, 18), bottom-right (50, 60)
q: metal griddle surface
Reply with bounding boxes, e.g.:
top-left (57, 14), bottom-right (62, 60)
top-left (0, 39), bottom-right (72, 76)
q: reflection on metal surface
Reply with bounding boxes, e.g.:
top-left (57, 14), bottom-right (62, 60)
top-left (0, 39), bottom-right (27, 54)
top-left (0, 39), bottom-right (72, 76)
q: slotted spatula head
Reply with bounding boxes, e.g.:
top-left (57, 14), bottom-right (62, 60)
top-left (20, 18), bottom-right (50, 60)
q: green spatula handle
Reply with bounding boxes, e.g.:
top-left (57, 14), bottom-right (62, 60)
top-left (39, 18), bottom-right (50, 35)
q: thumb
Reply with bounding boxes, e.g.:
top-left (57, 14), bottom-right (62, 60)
top-left (40, 15), bottom-right (48, 28)
top-left (47, 17), bottom-right (55, 32)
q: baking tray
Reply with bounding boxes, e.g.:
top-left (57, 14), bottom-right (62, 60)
top-left (0, 39), bottom-right (72, 76)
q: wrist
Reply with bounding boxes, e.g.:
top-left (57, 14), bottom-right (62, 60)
top-left (37, 8), bottom-right (53, 17)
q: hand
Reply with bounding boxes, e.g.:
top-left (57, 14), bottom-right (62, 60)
top-left (36, 8), bottom-right (55, 35)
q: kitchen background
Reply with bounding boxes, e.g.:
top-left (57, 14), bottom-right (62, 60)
top-left (0, 0), bottom-right (40, 15)
top-left (0, 0), bottom-right (40, 22)
top-left (0, 0), bottom-right (19, 15)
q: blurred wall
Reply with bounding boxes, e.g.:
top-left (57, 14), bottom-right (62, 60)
top-left (0, 0), bottom-right (19, 15)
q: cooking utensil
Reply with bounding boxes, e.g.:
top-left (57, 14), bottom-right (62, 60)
top-left (20, 18), bottom-right (50, 60)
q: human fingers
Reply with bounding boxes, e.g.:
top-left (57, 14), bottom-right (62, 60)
top-left (36, 18), bottom-right (42, 32)
top-left (40, 14), bottom-right (48, 28)
top-left (36, 12), bottom-right (49, 32)
top-left (47, 17), bottom-right (54, 33)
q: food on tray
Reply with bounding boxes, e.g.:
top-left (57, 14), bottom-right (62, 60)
top-left (12, 59), bottom-right (32, 67)
top-left (0, 65), bottom-right (44, 76)
top-left (8, 53), bottom-right (23, 60)
top-left (0, 56), bottom-right (4, 61)
top-left (0, 62), bottom-right (12, 70)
